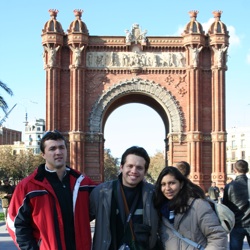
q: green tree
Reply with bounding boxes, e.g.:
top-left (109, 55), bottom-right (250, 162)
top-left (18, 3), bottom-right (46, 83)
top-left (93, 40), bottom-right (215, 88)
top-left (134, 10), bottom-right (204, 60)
top-left (0, 147), bottom-right (15, 177)
top-left (104, 149), bottom-right (119, 181)
top-left (146, 151), bottom-right (165, 183)
top-left (0, 80), bottom-right (13, 115)
top-left (13, 150), bottom-right (44, 181)
top-left (0, 147), bottom-right (44, 183)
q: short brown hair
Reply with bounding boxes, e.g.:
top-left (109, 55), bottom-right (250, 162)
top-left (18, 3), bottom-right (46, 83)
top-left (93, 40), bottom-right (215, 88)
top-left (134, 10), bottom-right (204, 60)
top-left (176, 161), bottom-right (190, 177)
top-left (235, 160), bottom-right (249, 174)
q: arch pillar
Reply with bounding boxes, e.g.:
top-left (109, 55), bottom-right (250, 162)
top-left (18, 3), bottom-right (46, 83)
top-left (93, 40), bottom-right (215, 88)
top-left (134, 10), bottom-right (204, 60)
top-left (211, 67), bottom-right (227, 186)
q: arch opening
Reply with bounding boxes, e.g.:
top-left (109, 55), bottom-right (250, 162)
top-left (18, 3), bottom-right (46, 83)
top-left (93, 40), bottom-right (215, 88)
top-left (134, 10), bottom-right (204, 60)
top-left (104, 103), bottom-right (166, 159)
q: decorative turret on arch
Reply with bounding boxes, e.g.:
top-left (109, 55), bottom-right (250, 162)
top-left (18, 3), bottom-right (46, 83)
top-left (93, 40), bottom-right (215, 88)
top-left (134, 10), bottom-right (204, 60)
top-left (42, 9), bottom-right (64, 33)
top-left (182, 10), bottom-right (204, 35)
top-left (67, 9), bottom-right (89, 34)
top-left (208, 11), bottom-right (228, 35)
top-left (89, 78), bottom-right (184, 134)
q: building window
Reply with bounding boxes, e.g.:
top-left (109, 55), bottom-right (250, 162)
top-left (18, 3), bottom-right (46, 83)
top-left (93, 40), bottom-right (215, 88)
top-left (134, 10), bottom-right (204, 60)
top-left (232, 151), bottom-right (235, 160)
top-left (231, 163), bottom-right (234, 174)
top-left (29, 135), bottom-right (33, 146)
top-left (241, 151), bottom-right (245, 160)
top-left (232, 140), bottom-right (236, 149)
top-left (241, 139), bottom-right (245, 148)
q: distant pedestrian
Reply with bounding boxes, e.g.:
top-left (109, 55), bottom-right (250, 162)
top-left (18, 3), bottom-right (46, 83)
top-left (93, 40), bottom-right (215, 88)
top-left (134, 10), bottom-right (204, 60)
top-left (0, 177), bottom-right (14, 229)
top-left (223, 159), bottom-right (250, 250)
top-left (226, 177), bottom-right (233, 184)
top-left (208, 182), bottom-right (220, 201)
top-left (218, 187), bottom-right (224, 204)
top-left (175, 161), bottom-right (190, 177)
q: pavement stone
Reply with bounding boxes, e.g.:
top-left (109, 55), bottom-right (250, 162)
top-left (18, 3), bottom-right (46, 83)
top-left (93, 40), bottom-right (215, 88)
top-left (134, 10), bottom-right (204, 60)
top-left (0, 221), bottom-right (18, 249)
top-left (0, 217), bottom-right (249, 249)
top-left (0, 220), bottom-right (95, 249)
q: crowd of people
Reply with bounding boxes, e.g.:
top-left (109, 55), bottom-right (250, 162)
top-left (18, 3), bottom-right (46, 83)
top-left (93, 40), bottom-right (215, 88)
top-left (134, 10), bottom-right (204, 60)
top-left (1, 130), bottom-right (249, 249)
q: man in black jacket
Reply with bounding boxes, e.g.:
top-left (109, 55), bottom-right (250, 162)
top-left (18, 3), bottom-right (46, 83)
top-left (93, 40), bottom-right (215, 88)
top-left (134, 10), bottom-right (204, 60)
top-left (223, 160), bottom-right (250, 250)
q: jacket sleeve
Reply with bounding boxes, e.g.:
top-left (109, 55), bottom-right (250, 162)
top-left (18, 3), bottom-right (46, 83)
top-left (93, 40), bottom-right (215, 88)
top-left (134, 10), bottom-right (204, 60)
top-left (222, 184), bottom-right (230, 206)
top-left (195, 199), bottom-right (228, 250)
top-left (89, 185), bottom-right (98, 221)
top-left (7, 182), bottom-right (39, 250)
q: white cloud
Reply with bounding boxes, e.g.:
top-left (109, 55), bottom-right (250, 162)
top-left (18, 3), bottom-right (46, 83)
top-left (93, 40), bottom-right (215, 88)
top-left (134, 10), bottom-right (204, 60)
top-left (227, 25), bottom-right (240, 47)
top-left (174, 25), bottom-right (185, 36)
top-left (202, 18), bottom-right (214, 34)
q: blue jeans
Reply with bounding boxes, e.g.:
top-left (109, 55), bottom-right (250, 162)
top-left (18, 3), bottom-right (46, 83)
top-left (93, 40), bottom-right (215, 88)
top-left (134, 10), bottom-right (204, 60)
top-left (230, 227), bottom-right (250, 250)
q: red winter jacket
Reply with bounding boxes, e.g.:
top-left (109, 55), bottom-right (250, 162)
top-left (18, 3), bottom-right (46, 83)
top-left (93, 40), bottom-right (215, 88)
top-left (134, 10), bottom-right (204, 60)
top-left (7, 164), bottom-right (96, 250)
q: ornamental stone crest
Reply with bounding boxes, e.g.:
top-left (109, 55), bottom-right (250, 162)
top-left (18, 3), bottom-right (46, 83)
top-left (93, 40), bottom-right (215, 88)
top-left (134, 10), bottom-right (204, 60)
top-left (125, 23), bottom-right (147, 44)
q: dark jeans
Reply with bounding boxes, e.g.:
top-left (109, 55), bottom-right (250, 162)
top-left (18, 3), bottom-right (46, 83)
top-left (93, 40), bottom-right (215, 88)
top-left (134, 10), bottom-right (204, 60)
top-left (230, 227), bottom-right (250, 250)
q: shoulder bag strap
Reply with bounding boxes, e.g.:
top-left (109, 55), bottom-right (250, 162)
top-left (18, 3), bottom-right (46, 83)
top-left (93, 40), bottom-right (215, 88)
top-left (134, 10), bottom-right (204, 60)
top-left (248, 178), bottom-right (250, 203)
top-left (120, 183), bottom-right (140, 241)
top-left (110, 180), bottom-right (118, 249)
top-left (167, 222), bottom-right (205, 250)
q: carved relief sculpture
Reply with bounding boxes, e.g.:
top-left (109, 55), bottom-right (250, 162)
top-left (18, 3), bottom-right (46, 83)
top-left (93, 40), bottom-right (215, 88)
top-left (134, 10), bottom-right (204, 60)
top-left (69, 45), bottom-right (84, 67)
top-left (44, 44), bottom-right (60, 67)
top-left (189, 46), bottom-right (203, 67)
top-left (124, 23), bottom-right (147, 44)
top-left (212, 46), bottom-right (228, 68)
top-left (86, 51), bottom-right (186, 69)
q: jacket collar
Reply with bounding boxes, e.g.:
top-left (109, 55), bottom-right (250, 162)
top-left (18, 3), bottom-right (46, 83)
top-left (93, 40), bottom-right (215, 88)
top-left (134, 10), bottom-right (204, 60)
top-left (34, 164), bottom-right (80, 182)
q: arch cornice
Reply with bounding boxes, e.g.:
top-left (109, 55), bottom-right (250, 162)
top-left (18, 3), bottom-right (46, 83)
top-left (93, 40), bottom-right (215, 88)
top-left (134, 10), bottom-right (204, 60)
top-left (89, 78), bottom-right (184, 133)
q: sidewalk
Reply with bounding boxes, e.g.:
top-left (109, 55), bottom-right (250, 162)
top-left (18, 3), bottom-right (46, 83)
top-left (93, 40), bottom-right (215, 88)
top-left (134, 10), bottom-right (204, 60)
top-left (0, 221), bottom-right (17, 249)
top-left (0, 220), bottom-right (95, 249)
top-left (0, 219), bottom-right (250, 249)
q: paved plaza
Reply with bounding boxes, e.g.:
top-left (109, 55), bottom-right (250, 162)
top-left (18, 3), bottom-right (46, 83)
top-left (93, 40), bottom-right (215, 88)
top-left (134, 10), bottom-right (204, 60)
top-left (0, 202), bottom-right (249, 249)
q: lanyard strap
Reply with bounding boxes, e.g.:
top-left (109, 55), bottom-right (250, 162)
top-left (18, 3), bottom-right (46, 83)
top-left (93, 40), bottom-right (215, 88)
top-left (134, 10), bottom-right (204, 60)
top-left (248, 178), bottom-right (250, 203)
top-left (120, 182), bottom-right (140, 240)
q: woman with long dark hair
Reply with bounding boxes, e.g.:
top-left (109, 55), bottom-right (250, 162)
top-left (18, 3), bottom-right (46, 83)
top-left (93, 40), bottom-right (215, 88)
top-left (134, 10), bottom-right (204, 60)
top-left (154, 166), bottom-right (227, 250)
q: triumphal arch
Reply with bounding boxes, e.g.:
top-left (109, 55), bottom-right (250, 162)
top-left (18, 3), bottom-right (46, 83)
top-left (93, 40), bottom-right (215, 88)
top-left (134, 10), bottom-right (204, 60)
top-left (41, 9), bottom-right (229, 190)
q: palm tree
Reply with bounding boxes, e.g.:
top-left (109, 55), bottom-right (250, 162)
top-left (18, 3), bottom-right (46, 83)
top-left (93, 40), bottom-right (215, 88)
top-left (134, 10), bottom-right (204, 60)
top-left (0, 80), bottom-right (13, 114)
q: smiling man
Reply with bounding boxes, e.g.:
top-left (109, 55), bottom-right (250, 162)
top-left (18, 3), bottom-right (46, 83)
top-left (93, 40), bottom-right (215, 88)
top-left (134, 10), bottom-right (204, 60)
top-left (90, 146), bottom-right (159, 250)
top-left (7, 130), bottom-right (96, 250)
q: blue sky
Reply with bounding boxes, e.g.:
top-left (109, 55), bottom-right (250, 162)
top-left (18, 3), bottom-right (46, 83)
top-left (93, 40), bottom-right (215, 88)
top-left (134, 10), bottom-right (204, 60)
top-left (0, 1), bottom-right (249, 158)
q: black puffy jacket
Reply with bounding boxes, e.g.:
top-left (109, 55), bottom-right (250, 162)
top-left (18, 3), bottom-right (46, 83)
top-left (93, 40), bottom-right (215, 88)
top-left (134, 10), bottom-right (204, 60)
top-left (223, 174), bottom-right (250, 227)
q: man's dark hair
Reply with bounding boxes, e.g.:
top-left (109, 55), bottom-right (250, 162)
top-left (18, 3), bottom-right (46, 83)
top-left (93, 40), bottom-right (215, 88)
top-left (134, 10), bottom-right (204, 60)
top-left (176, 161), bottom-right (191, 177)
top-left (120, 146), bottom-right (150, 172)
top-left (40, 130), bottom-right (66, 153)
top-left (235, 159), bottom-right (249, 174)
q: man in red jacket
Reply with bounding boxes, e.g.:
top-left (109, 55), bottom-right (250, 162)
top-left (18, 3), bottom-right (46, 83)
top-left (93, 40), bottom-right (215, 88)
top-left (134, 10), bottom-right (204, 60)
top-left (7, 130), bottom-right (96, 250)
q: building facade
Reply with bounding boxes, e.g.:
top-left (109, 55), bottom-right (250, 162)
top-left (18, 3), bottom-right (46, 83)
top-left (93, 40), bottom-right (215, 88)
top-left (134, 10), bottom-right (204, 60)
top-left (226, 126), bottom-right (250, 180)
top-left (24, 118), bottom-right (45, 154)
top-left (41, 9), bottom-right (229, 189)
top-left (0, 127), bottom-right (21, 145)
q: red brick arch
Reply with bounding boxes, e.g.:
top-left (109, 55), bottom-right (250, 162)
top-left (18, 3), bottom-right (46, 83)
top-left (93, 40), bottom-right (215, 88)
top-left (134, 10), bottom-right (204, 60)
top-left (42, 10), bottom-right (229, 190)
top-left (89, 78), bottom-right (183, 134)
